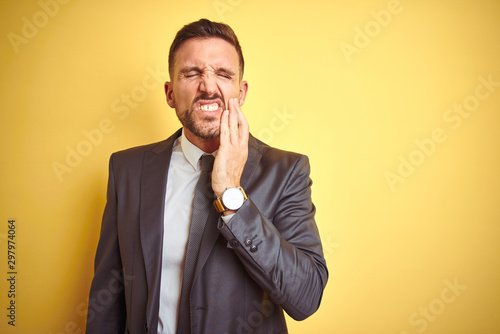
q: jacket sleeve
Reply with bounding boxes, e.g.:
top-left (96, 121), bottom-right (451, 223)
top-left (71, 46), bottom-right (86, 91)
top-left (86, 154), bottom-right (127, 333)
top-left (217, 154), bottom-right (328, 320)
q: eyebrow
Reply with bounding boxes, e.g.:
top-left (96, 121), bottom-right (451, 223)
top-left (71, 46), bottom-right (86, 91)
top-left (215, 67), bottom-right (236, 77)
top-left (179, 66), bottom-right (200, 75)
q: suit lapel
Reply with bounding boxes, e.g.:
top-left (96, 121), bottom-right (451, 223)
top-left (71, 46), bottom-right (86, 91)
top-left (140, 129), bottom-right (182, 319)
top-left (193, 134), bottom-right (262, 281)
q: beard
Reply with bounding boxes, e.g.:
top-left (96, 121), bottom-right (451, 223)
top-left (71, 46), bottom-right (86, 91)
top-left (177, 108), bottom-right (220, 139)
top-left (176, 94), bottom-right (226, 140)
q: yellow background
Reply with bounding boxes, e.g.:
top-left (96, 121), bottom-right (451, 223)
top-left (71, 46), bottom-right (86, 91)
top-left (1, 0), bottom-right (499, 333)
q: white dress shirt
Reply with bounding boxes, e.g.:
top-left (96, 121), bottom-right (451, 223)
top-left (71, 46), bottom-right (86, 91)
top-left (157, 130), bottom-right (213, 334)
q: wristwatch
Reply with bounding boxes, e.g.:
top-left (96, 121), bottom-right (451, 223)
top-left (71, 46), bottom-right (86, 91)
top-left (213, 187), bottom-right (247, 213)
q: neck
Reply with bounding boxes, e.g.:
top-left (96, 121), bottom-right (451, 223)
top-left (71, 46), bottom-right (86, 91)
top-left (184, 128), bottom-right (220, 153)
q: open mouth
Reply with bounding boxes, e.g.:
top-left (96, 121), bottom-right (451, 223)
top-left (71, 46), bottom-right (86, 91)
top-left (196, 99), bottom-right (223, 114)
top-left (199, 102), bottom-right (220, 112)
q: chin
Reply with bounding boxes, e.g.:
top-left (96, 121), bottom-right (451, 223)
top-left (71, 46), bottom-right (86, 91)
top-left (195, 130), bottom-right (220, 140)
top-left (188, 124), bottom-right (220, 140)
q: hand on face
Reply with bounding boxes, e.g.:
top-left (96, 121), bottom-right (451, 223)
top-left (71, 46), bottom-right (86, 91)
top-left (211, 98), bottom-right (249, 198)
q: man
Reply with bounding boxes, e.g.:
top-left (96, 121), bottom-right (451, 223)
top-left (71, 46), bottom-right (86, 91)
top-left (86, 19), bottom-right (328, 334)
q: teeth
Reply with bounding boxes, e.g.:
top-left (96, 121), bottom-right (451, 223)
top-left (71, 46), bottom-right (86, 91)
top-left (199, 104), bottom-right (219, 112)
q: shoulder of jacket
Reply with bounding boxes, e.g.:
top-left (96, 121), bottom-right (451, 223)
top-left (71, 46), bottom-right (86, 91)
top-left (110, 141), bottom-right (160, 161)
top-left (251, 134), bottom-right (307, 166)
top-left (110, 128), bottom-right (182, 163)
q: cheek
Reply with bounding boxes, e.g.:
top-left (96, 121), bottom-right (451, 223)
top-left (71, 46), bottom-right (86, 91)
top-left (175, 85), bottom-right (198, 106)
top-left (218, 82), bottom-right (241, 100)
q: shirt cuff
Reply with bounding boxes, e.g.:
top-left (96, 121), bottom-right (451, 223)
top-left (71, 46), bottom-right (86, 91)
top-left (221, 213), bottom-right (235, 224)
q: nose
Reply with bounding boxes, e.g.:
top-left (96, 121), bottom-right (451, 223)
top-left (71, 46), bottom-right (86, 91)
top-left (199, 72), bottom-right (218, 96)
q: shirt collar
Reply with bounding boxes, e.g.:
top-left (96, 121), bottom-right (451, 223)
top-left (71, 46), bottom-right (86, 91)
top-left (180, 129), bottom-right (217, 171)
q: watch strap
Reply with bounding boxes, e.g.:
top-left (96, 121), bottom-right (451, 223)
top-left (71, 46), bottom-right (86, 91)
top-left (213, 198), bottom-right (225, 213)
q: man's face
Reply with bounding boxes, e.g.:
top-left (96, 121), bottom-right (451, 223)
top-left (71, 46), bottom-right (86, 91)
top-left (165, 37), bottom-right (248, 140)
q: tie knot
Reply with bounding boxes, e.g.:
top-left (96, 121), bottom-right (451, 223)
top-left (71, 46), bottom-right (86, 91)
top-left (200, 154), bottom-right (214, 172)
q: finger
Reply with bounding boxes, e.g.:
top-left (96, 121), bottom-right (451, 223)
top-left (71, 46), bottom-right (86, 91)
top-left (234, 99), bottom-right (249, 146)
top-left (219, 109), bottom-right (230, 146)
top-left (228, 98), bottom-right (239, 144)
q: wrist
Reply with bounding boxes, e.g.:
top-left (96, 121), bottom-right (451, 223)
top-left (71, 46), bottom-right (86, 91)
top-left (222, 210), bottom-right (237, 216)
top-left (214, 183), bottom-right (240, 198)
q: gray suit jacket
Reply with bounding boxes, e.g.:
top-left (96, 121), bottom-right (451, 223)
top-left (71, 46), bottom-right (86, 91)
top-left (86, 129), bottom-right (328, 334)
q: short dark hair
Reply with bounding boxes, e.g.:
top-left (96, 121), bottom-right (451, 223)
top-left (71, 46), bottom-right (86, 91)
top-left (168, 18), bottom-right (245, 79)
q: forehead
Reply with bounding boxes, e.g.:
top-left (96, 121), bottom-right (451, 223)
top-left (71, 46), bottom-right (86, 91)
top-left (173, 37), bottom-right (239, 71)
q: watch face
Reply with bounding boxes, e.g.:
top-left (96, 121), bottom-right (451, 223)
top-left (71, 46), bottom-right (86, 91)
top-left (222, 188), bottom-right (245, 210)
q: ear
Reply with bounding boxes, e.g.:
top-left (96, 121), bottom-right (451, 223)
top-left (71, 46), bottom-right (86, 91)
top-left (165, 81), bottom-right (175, 108)
top-left (238, 81), bottom-right (249, 106)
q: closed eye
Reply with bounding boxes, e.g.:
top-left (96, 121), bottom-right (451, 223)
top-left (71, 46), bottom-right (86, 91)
top-left (180, 66), bottom-right (202, 78)
top-left (216, 69), bottom-right (235, 80)
top-left (185, 72), bottom-right (200, 78)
